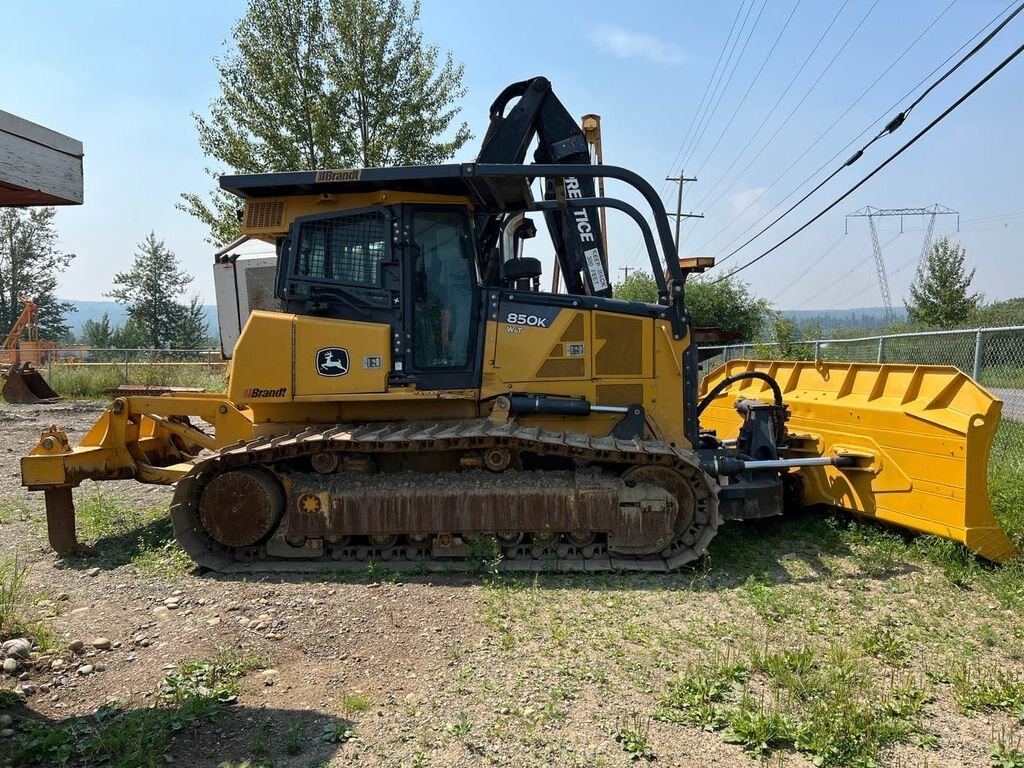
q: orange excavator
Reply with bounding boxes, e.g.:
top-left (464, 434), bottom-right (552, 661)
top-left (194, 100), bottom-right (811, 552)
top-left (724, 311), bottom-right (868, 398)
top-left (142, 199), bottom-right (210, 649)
top-left (1, 297), bottom-right (60, 404)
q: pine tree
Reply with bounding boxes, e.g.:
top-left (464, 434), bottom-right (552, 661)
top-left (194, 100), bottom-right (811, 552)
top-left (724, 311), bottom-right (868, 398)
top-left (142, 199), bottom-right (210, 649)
top-left (174, 296), bottom-right (212, 349)
top-left (179, 0), bottom-right (471, 245)
top-left (108, 233), bottom-right (195, 348)
top-left (905, 237), bottom-right (982, 328)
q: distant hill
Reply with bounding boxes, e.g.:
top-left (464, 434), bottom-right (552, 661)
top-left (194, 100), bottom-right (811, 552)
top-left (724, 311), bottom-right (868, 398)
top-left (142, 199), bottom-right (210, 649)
top-left (780, 307), bottom-right (906, 335)
top-left (63, 300), bottom-right (219, 338)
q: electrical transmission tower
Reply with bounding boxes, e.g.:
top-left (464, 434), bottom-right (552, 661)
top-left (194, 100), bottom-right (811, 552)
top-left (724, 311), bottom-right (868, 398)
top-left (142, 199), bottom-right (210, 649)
top-left (844, 205), bottom-right (959, 323)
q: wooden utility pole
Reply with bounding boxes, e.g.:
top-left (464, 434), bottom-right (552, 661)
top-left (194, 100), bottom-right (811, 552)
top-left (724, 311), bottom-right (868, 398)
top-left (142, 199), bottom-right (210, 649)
top-left (665, 174), bottom-right (702, 255)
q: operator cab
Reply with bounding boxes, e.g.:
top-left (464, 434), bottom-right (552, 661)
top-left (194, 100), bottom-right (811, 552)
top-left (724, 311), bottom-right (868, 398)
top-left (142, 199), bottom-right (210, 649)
top-left (220, 163), bottom-right (689, 392)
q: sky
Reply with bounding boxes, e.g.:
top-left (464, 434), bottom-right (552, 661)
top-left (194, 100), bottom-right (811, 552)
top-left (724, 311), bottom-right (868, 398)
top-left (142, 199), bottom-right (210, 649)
top-left (3, 0), bottom-right (1023, 311)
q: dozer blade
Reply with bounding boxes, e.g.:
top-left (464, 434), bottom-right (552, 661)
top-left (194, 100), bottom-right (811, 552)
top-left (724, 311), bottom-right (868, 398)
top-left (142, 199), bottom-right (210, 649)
top-left (2, 362), bottom-right (60, 404)
top-left (700, 360), bottom-right (1016, 562)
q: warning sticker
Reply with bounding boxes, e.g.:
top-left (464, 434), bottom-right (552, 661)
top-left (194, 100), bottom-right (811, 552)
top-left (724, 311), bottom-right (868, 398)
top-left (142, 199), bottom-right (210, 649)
top-left (584, 248), bottom-right (608, 291)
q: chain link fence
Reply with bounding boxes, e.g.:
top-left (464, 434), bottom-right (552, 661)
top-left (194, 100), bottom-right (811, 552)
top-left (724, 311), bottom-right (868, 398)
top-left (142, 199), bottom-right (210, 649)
top-left (34, 348), bottom-right (226, 397)
top-left (700, 325), bottom-right (1024, 470)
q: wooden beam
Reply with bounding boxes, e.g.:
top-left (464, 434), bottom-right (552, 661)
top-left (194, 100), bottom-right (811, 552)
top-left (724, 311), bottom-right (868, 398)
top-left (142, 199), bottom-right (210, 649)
top-left (0, 110), bottom-right (83, 206)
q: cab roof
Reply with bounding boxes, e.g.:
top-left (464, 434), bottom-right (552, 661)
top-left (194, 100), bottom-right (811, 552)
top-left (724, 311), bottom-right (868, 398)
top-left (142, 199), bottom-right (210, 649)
top-left (220, 164), bottom-right (536, 211)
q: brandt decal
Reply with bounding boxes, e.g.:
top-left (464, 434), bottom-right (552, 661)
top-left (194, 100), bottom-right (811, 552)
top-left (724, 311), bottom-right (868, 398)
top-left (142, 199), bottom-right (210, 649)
top-left (316, 347), bottom-right (350, 377)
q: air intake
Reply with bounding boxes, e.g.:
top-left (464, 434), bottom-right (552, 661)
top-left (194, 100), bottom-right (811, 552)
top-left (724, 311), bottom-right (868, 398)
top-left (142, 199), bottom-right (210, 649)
top-left (245, 200), bottom-right (285, 230)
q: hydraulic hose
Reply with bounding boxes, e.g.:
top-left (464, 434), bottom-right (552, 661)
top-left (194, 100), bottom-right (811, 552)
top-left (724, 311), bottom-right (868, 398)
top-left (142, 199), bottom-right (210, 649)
top-left (696, 371), bottom-right (783, 417)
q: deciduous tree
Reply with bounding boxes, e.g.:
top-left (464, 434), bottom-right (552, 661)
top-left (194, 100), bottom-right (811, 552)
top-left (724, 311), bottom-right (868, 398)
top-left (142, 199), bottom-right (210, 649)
top-left (180, 0), bottom-right (471, 245)
top-left (905, 237), bottom-right (982, 328)
top-left (612, 270), bottom-right (771, 341)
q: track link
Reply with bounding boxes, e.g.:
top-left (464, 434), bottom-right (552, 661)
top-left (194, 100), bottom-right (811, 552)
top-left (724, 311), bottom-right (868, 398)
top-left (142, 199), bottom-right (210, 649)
top-left (170, 419), bottom-right (719, 573)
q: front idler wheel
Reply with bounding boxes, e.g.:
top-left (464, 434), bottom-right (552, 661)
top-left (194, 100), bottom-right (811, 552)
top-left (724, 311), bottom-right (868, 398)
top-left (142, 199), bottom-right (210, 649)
top-left (198, 468), bottom-right (284, 548)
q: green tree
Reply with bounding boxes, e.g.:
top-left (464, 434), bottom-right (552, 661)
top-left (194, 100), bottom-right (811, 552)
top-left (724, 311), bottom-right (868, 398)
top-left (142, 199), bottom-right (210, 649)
top-left (174, 296), bottom-right (213, 349)
top-left (612, 270), bottom-right (771, 341)
top-left (905, 236), bottom-right (982, 328)
top-left (180, 0), bottom-right (471, 245)
top-left (111, 317), bottom-right (148, 350)
top-left (687, 277), bottom-right (771, 341)
top-left (82, 312), bottom-right (114, 348)
top-left (755, 315), bottom-right (822, 361)
top-left (976, 297), bottom-right (1024, 328)
top-left (108, 233), bottom-right (195, 349)
top-left (612, 271), bottom-right (659, 303)
top-left (0, 208), bottom-right (75, 340)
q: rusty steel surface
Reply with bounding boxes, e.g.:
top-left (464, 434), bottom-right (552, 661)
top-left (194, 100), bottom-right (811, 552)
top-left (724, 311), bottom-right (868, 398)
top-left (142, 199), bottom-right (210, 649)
top-left (103, 385), bottom-right (206, 397)
top-left (199, 469), bottom-right (283, 548)
top-left (2, 362), bottom-right (60, 404)
top-left (283, 470), bottom-right (676, 552)
top-left (169, 418), bottom-right (719, 573)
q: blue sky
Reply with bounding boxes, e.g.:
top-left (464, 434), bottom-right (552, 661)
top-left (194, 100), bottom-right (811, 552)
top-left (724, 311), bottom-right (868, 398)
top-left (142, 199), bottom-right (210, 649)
top-left (4, 0), bottom-right (1022, 310)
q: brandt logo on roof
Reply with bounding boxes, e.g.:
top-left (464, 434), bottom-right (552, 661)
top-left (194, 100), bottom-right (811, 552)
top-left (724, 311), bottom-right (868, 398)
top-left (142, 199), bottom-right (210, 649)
top-left (314, 169), bottom-right (362, 183)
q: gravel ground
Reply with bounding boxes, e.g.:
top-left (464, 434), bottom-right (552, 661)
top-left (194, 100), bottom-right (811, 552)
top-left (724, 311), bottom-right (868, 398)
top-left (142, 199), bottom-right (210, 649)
top-left (0, 401), bottom-right (1022, 768)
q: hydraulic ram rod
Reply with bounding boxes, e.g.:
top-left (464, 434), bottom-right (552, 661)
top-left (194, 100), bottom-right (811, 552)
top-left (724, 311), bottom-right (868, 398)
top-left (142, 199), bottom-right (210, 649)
top-left (704, 455), bottom-right (857, 476)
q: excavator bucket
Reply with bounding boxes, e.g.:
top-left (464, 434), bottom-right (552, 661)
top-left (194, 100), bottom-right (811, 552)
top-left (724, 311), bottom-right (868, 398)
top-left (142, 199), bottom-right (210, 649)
top-left (2, 362), bottom-right (60, 404)
top-left (699, 360), bottom-right (1016, 562)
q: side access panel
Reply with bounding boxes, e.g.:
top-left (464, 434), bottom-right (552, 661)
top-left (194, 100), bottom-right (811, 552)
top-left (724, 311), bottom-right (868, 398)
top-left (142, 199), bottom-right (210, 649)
top-left (700, 360), bottom-right (1016, 562)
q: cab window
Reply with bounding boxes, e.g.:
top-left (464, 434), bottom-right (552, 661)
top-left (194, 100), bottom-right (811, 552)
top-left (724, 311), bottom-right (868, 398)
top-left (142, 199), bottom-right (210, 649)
top-left (412, 210), bottom-right (475, 370)
top-left (294, 211), bottom-right (386, 286)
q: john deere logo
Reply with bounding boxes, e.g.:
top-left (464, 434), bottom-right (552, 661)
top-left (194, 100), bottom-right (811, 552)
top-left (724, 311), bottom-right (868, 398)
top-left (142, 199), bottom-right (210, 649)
top-left (316, 347), bottom-right (349, 377)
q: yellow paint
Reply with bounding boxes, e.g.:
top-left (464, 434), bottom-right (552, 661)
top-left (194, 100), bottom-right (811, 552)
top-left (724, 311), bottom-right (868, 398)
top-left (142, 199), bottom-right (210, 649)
top-left (293, 314), bottom-right (390, 397)
top-left (22, 395), bottom-right (254, 489)
top-left (700, 359), bottom-right (1016, 563)
top-left (482, 308), bottom-right (690, 445)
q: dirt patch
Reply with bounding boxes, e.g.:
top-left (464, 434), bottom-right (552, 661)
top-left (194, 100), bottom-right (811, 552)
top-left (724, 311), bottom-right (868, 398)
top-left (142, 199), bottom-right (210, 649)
top-left (1, 401), bottom-right (1022, 767)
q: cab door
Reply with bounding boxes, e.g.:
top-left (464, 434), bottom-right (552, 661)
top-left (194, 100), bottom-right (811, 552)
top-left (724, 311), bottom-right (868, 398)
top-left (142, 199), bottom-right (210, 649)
top-left (402, 206), bottom-right (482, 390)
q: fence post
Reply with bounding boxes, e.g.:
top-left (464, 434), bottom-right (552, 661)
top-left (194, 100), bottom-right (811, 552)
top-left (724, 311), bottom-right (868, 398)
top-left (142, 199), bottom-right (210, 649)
top-left (124, 350), bottom-right (129, 383)
top-left (876, 337), bottom-right (885, 364)
top-left (973, 329), bottom-right (984, 381)
top-left (48, 351), bottom-right (53, 381)
top-left (814, 340), bottom-right (820, 361)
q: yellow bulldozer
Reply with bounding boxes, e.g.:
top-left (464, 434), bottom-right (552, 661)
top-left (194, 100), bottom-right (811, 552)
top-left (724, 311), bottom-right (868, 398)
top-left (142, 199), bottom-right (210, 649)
top-left (20, 78), bottom-right (1015, 571)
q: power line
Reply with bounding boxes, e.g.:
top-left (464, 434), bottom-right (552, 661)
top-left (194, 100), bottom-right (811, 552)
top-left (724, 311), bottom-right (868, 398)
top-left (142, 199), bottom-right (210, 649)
top-left (693, 0), bottom-right (961, 259)
top-left (623, 2), bottom-right (751, 268)
top-left (768, 233), bottom-right (845, 303)
top-left (792, 232), bottom-right (902, 309)
top-left (689, 0), bottom-right (803, 180)
top-left (677, 0), bottom-right (857, 234)
top-left (711, 38), bottom-right (1024, 284)
top-left (903, 0), bottom-right (1024, 117)
top-left (679, 0), bottom-right (769, 173)
top-left (626, 0), bottom-right (845, 268)
top-left (707, 1), bottom-right (1021, 271)
top-left (660, 1), bottom-right (749, 199)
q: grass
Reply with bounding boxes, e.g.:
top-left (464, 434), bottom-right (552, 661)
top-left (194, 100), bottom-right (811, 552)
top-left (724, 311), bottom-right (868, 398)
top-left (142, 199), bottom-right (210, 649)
top-left (340, 691), bottom-right (371, 714)
top-left (68, 491), bottom-right (191, 576)
top-left (612, 712), bottom-right (655, 761)
top-left (3, 651), bottom-right (265, 768)
top-left (981, 365), bottom-right (1024, 389)
top-left (0, 555), bottom-right (59, 652)
top-left (45, 362), bottom-right (226, 399)
top-left (0, 554), bottom-right (29, 639)
top-left (949, 662), bottom-right (1024, 718)
top-left (992, 730), bottom-right (1024, 768)
top-left (656, 647), bottom-right (929, 766)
